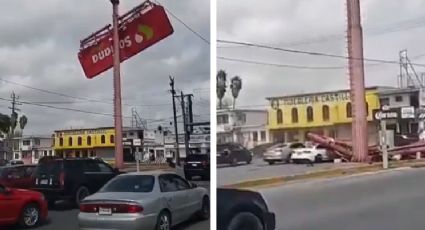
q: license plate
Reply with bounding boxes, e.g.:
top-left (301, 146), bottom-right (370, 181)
top-left (192, 163), bottom-right (197, 167)
top-left (98, 207), bottom-right (112, 215)
top-left (40, 179), bottom-right (48, 185)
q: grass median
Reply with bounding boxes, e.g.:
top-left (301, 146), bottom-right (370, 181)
top-left (222, 159), bottom-right (425, 189)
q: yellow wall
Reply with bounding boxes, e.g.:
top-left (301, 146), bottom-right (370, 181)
top-left (54, 128), bottom-right (116, 150)
top-left (267, 89), bottom-right (380, 130)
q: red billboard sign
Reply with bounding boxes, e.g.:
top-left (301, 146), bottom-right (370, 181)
top-left (78, 4), bottom-right (174, 79)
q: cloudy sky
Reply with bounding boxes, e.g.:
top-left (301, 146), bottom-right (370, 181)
top-left (218, 0), bottom-right (425, 109)
top-left (0, 0), bottom-right (210, 135)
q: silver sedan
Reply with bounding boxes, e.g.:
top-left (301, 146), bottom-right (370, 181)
top-left (78, 171), bottom-right (209, 230)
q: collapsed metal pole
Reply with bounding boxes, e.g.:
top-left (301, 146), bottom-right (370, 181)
top-left (111, 0), bottom-right (124, 169)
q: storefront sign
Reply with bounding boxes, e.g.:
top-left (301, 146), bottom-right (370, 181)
top-left (78, 4), bottom-right (174, 79)
top-left (401, 106), bottom-right (415, 119)
top-left (278, 91), bottom-right (351, 106)
top-left (373, 109), bottom-right (399, 120)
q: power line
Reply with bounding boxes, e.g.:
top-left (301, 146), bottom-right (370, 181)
top-left (217, 40), bottom-right (425, 67)
top-left (154, 0), bottom-right (210, 44)
top-left (218, 56), bottom-right (345, 70)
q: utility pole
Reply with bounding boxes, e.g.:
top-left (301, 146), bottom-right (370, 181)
top-left (110, 0), bottom-right (124, 169)
top-left (9, 92), bottom-right (21, 135)
top-left (180, 92), bottom-right (191, 158)
top-left (169, 76), bottom-right (180, 166)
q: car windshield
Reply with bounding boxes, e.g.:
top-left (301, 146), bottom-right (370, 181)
top-left (100, 175), bottom-right (155, 193)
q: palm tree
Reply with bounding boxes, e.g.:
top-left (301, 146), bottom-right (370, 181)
top-left (19, 115), bottom-right (28, 131)
top-left (0, 113), bottom-right (11, 133)
top-left (230, 76), bottom-right (242, 109)
top-left (216, 70), bottom-right (227, 109)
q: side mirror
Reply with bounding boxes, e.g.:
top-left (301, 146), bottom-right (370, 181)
top-left (191, 183), bottom-right (198, 189)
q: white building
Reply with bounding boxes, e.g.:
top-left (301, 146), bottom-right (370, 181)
top-left (12, 136), bottom-right (54, 164)
top-left (217, 109), bottom-right (270, 149)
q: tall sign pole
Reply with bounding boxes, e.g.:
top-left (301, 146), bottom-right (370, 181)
top-left (181, 92), bottom-right (190, 158)
top-left (347, 0), bottom-right (368, 162)
top-left (170, 76), bottom-right (180, 166)
top-left (111, 0), bottom-right (124, 169)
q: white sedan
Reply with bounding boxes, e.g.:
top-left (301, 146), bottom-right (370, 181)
top-left (290, 144), bottom-right (330, 163)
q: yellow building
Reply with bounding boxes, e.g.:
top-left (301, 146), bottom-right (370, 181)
top-left (53, 127), bottom-right (116, 158)
top-left (266, 87), bottom-right (383, 144)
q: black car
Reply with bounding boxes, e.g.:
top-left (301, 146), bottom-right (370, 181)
top-left (217, 143), bottom-right (253, 166)
top-left (183, 154), bottom-right (210, 180)
top-left (217, 188), bottom-right (276, 230)
top-left (33, 158), bottom-right (119, 206)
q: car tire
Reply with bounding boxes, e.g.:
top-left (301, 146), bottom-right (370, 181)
top-left (315, 155), bottom-right (323, 163)
top-left (228, 212), bottom-right (264, 230)
top-left (19, 203), bottom-right (41, 228)
top-left (156, 211), bottom-right (171, 230)
top-left (268, 161), bottom-right (275, 165)
top-left (197, 196), bottom-right (210, 220)
top-left (75, 186), bottom-right (90, 206)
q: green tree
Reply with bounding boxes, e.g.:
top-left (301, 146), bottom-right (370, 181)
top-left (19, 115), bottom-right (28, 130)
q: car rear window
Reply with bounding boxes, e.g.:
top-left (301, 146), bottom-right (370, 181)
top-left (186, 154), bottom-right (208, 161)
top-left (34, 160), bottom-right (63, 176)
top-left (99, 175), bottom-right (154, 193)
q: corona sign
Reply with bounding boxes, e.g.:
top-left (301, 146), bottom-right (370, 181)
top-left (78, 4), bottom-right (174, 79)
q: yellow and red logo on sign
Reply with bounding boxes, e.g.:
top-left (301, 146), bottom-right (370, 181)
top-left (78, 4), bottom-right (174, 79)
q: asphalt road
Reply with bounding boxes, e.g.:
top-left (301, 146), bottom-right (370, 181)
top-left (7, 180), bottom-right (210, 230)
top-left (218, 157), bottom-right (362, 186)
top-left (259, 167), bottom-right (425, 230)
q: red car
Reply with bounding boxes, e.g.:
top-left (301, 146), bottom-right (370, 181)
top-left (0, 165), bottom-right (36, 189)
top-left (0, 183), bottom-right (48, 228)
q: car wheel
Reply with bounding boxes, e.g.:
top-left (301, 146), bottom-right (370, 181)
top-left (315, 155), bottom-right (323, 163)
top-left (198, 196), bottom-right (210, 220)
top-left (228, 212), bottom-right (264, 230)
top-left (156, 211), bottom-right (171, 230)
top-left (268, 161), bottom-right (275, 165)
top-left (19, 203), bottom-right (40, 228)
top-left (75, 186), bottom-right (90, 206)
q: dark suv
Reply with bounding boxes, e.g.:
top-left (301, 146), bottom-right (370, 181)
top-left (217, 143), bottom-right (253, 166)
top-left (184, 154), bottom-right (210, 181)
top-left (33, 158), bottom-right (119, 206)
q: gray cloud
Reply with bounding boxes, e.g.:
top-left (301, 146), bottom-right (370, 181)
top-left (0, 0), bottom-right (210, 135)
top-left (218, 0), bottom-right (425, 109)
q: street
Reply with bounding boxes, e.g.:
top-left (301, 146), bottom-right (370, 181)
top-left (218, 157), bottom-right (363, 186)
top-left (6, 180), bottom-right (210, 230)
top-left (259, 167), bottom-right (425, 230)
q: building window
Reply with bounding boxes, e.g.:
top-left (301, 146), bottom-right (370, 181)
top-left (261, 131), bottom-right (266, 141)
top-left (346, 102), bottom-right (352, 118)
top-left (34, 138), bottom-right (40, 145)
top-left (395, 95), bottom-right (403, 102)
top-left (217, 114), bottom-right (229, 124)
top-left (322, 105), bottom-right (330, 121)
top-left (307, 106), bottom-right (314, 122)
top-left (237, 113), bottom-right (246, 124)
top-left (110, 135), bottom-right (115, 144)
top-left (291, 108), bottom-right (298, 123)
top-left (68, 137), bottom-right (73, 146)
top-left (380, 98), bottom-right (389, 106)
top-left (276, 109), bottom-right (283, 124)
top-left (253, 132), bottom-right (258, 142)
top-left (77, 136), bottom-right (82, 146)
top-left (87, 136), bottom-right (92, 146)
top-left (59, 138), bottom-right (63, 146)
top-left (101, 135), bottom-right (106, 144)
top-left (23, 140), bottom-right (31, 146)
top-left (123, 133), bottom-right (127, 138)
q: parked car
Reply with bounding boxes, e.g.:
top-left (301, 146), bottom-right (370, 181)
top-left (0, 183), bottom-right (48, 228)
top-left (0, 159), bottom-right (8, 166)
top-left (217, 188), bottom-right (275, 230)
top-left (291, 144), bottom-right (331, 163)
top-left (78, 171), bottom-right (209, 230)
top-left (184, 154), bottom-right (210, 180)
top-left (263, 142), bottom-right (305, 165)
top-left (217, 143), bottom-right (253, 166)
top-left (0, 165), bottom-right (36, 189)
top-left (33, 158), bottom-right (119, 206)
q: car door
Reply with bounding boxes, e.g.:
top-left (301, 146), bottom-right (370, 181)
top-left (95, 162), bottom-right (116, 188)
top-left (172, 174), bottom-right (200, 218)
top-left (8, 167), bottom-right (26, 188)
top-left (0, 185), bottom-right (21, 224)
top-left (82, 160), bottom-right (103, 193)
top-left (158, 174), bottom-right (188, 225)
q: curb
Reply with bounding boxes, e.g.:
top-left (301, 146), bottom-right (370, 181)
top-left (222, 160), bottom-right (425, 189)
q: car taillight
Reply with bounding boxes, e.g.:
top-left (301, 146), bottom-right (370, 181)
top-left (59, 172), bottom-right (65, 188)
top-left (80, 204), bottom-right (98, 213)
top-left (80, 203), bottom-right (143, 213)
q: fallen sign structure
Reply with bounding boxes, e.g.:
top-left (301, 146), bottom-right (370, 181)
top-left (306, 132), bottom-right (425, 162)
